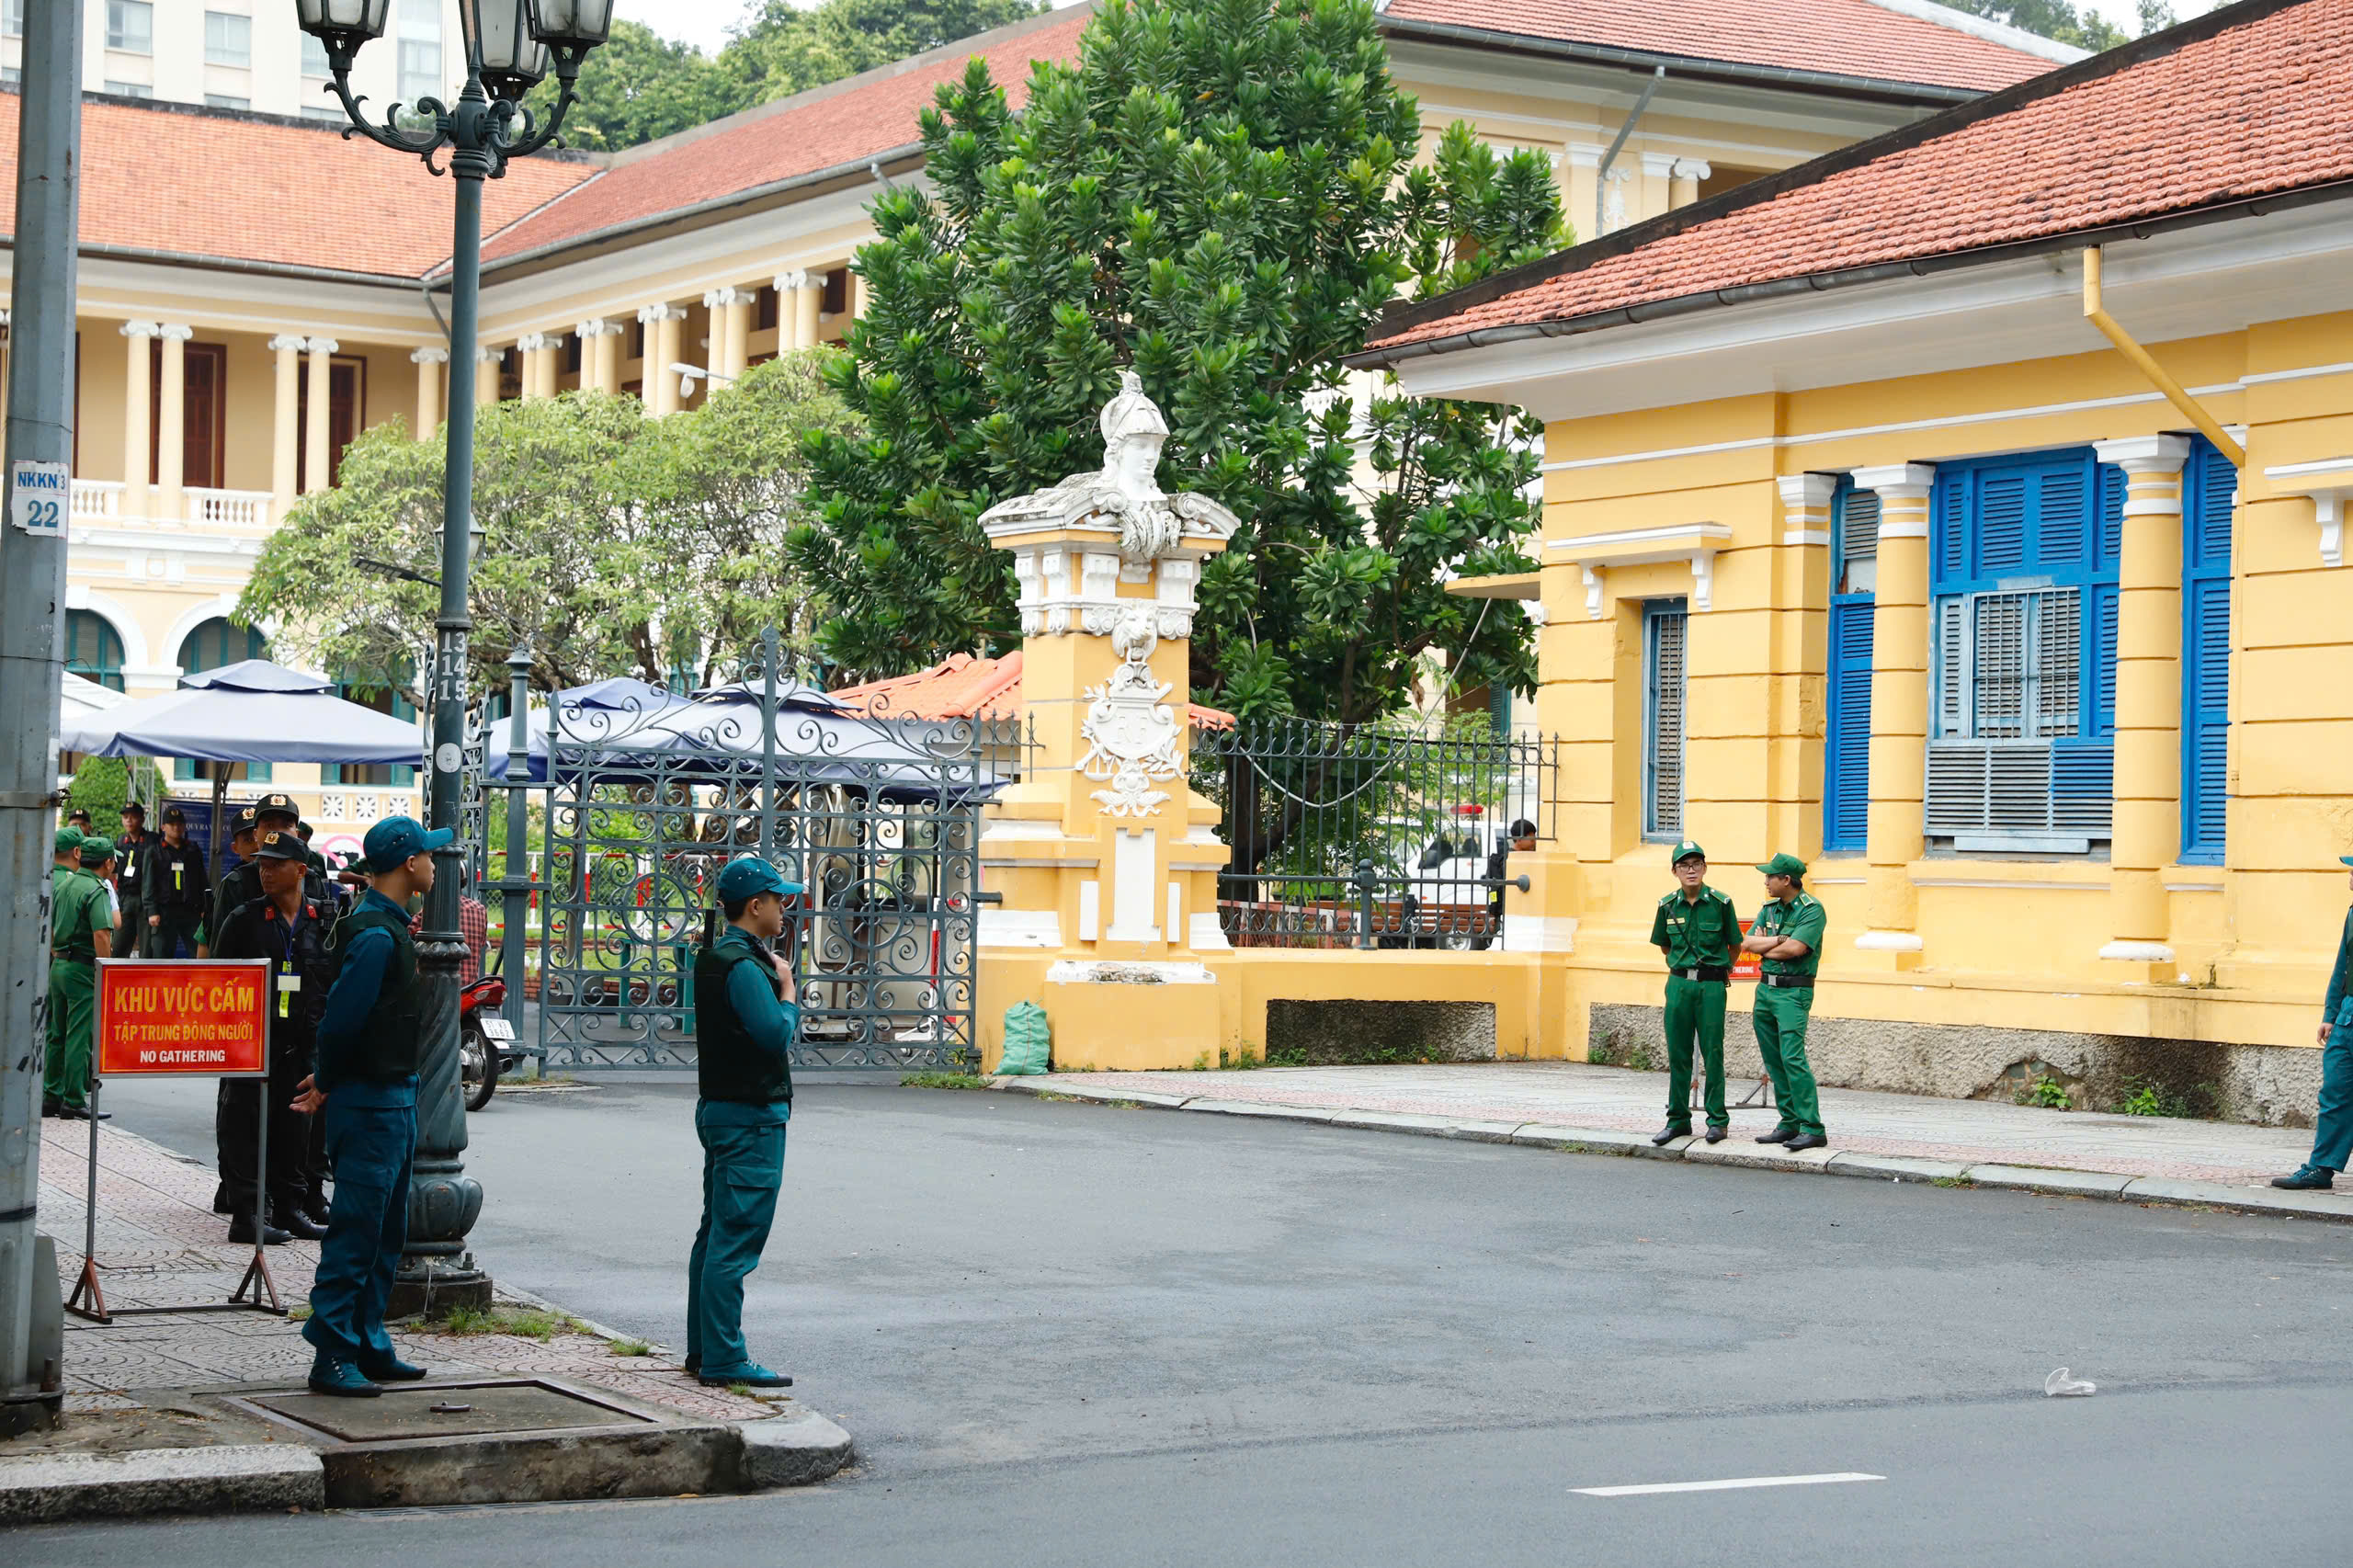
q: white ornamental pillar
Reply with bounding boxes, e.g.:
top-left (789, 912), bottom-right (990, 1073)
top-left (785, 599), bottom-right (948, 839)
top-left (119, 321), bottom-right (158, 517)
top-left (575, 318), bottom-right (623, 394)
top-left (412, 346), bottom-right (448, 437)
top-left (268, 334), bottom-right (304, 517)
top-left (303, 336), bottom-right (337, 492)
top-left (639, 303), bottom-right (688, 414)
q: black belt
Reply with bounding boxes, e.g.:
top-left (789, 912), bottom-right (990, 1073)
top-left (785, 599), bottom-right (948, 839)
top-left (1670, 966), bottom-right (1731, 983)
top-left (1761, 972), bottom-right (1814, 990)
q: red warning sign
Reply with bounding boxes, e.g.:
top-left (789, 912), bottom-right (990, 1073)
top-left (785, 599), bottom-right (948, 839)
top-left (95, 959), bottom-right (269, 1077)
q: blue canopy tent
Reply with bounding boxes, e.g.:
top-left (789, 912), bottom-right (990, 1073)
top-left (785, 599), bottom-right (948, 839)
top-left (59, 659), bottom-right (425, 879)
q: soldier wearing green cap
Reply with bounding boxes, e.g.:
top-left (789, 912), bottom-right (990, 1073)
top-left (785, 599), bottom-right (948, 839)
top-left (685, 855), bottom-right (806, 1390)
top-left (44, 829), bottom-right (114, 1120)
top-left (1740, 851), bottom-right (1829, 1150)
top-left (1649, 839), bottom-right (1739, 1144)
top-left (2273, 854), bottom-right (2353, 1190)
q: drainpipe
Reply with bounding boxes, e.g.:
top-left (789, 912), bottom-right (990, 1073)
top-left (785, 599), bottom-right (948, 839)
top-left (2082, 246), bottom-right (2245, 466)
top-left (1595, 66), bottom-right (1665, 239)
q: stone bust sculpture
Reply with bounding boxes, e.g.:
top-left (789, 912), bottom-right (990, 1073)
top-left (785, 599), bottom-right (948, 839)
top-left (979, 370), bottom-right (1238, 564)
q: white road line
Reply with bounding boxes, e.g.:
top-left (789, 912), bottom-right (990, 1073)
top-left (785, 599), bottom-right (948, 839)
top-left (1574, 1472), bottom-right (1886, 1498)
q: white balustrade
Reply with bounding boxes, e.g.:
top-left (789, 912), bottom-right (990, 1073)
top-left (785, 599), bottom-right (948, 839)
top-left (71, 479), bottom-right (122, 521)
top-left (185, 487), bottom-right (272, 528)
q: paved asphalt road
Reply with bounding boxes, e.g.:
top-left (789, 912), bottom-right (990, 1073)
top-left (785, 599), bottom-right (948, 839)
top-left (24, 1074), bottom-right (2353, 1564)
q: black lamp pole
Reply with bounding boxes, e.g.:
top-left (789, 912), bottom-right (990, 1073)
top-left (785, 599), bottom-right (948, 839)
top-left (301, 0), bottom-right (610, 1313)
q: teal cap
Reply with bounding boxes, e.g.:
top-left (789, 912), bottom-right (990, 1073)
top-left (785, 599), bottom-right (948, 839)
top-left (362, 814), bottom-right (454, 871)
top-left (717, 857), bottom-right (803, 903)
top-left (2341, 856), bottom-right (2353, 868)
top-left (1756, 851), bottom-right (1808, 879)
top-left (54, 826), bottom-right (83, 854)
top-left (1671, 839), bottom-right (1706, 865)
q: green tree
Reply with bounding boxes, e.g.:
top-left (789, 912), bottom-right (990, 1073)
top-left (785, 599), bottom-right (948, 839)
top-left (63, 756), bottom-right (167, 825)
top-left (721, 0), bottom-right (1047, 108)
top-left (239, 354), bottom-right (855, 701)
top-left (541, 18), bottom-right (738, 152)
top-left (1933, 1), bottom-right (2196, 51)
top-left (790, 0), bottom-right (1562, 724)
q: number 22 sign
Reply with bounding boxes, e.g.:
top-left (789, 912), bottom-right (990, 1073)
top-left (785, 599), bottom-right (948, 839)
top-left (10, 459), bottom-right (68, 538)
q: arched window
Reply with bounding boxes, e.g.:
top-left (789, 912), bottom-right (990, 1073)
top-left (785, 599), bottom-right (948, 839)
top-left (64, 610), bottom-right (125, 692)
top-left (324, 665), bottom-right (415, 788)
top-left (175, 618), bottom-right (272, 782)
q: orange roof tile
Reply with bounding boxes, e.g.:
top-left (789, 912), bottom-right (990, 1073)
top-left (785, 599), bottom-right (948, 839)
top-left (0, 91), bottom-right (597, 280)
top-left (480, 8), bottom-right (1094, 265)
top-left (831, 651), bottom-right (1237, 730)
top-left (1384, 0), bottom-right (2065, 94)
top-left (1365, 0), bottom-right (2347, 358)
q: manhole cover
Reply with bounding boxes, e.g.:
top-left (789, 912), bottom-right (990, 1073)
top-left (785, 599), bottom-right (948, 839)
top-left (253, 1380), bottom-right (655, 1442)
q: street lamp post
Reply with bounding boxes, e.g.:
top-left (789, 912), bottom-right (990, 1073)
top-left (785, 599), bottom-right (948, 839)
top-left (298, 0), bottom-right (613, 1313)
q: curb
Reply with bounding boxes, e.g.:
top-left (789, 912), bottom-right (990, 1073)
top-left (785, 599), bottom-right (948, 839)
top-left (0, 1445), bottom-right (324, 1525)
top-left (738, 1409), bottom-right (855, 1489)
top-left (984, 1077), bottom-right (2353, 1225)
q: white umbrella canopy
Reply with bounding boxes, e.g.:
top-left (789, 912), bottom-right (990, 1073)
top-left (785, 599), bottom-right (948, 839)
top-left (57, 658), bottom-right (423, 765)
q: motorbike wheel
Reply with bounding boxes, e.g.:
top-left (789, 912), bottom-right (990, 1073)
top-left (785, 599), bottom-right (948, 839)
top-left (460, 1023), bottom-right (498, 1112)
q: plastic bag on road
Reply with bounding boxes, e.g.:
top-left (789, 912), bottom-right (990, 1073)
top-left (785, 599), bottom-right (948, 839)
top-left (2044, 1368), bottom-right (2096, 1397)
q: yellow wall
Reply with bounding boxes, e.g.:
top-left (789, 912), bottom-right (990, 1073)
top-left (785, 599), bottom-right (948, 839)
top-left (1528, 312), bottom-right (2353, 1057)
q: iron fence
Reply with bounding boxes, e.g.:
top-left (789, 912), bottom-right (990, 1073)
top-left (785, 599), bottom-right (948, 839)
top-left (1189, 714), bottom-right (1556, 951)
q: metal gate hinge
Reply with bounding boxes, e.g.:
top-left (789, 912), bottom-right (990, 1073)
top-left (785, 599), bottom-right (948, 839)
top-left (0, 790), bottom-right (62, 810)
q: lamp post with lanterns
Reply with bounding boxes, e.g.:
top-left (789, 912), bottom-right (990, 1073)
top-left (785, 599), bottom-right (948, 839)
top-left (296, 0), bottom-right (613, 1312)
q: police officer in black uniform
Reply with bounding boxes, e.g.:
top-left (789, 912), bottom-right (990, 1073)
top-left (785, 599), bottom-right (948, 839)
top-left (211, 828), bottom-right (335, 1243)
top-left (210, 794), bottom-right (326, 945)
top-left (113, 801), bottom-right (157, 960)
top-left (142, 805), bottom-right (210, 958)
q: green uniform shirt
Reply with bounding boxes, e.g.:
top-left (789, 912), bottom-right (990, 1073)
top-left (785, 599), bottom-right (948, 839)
top-left (1752, 892), bottom-right (1827, 979)
top-left (51, 867), bottom-right (108, 960)
top-left (1650, 885), bottom-right (1740, 970)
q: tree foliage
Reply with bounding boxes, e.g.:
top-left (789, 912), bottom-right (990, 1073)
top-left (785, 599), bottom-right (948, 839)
top-left (1936, 0), bottom-right (2185, 51)
top-left (238, 354), bottom-right (855, 702)
top-left (542, 1), bottom-right (1046, 153)
top-left (790, 0), bottom-right (1563, 724)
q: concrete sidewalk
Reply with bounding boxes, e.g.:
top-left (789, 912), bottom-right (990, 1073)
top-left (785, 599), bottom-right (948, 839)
top-left (2, 1116), bottom-right (851, 1519)
top-left (1002, 1061), bottom-right (2353, 1221)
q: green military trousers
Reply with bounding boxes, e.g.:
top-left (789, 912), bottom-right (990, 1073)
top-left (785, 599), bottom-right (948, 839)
top-left (1663, 974), bottom-right (1728, 1130)
top-left (1752, 984), bottom-right (1824, 1136)
top-left (44, 959), bottom-right (96, 1110)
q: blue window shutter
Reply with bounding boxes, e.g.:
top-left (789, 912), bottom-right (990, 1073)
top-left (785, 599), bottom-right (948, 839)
top-left (1979, 474), bottom-right (2028, 573)
top-left (2086, 583), bottom-right (2118, 738)
top-left (1935, 471), bottom-right (1967, 587)
top-left (2036, 466), bottom-right (2087, 567)
top-left (2180, 437), bottom-right (2235, 861)
top-left (2097, 462), bottom-right (2125, 566)
top-left (1824, 600), bottom-right (1873, 852)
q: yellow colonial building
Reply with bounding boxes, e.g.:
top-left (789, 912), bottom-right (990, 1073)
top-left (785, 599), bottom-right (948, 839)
top-left (1352, 0), bottom-right (2353, 1119)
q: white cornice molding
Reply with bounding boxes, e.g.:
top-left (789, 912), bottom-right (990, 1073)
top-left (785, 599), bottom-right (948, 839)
top-left (156, 323), bottom-right (193, 341)
top-left (2261, 458), bottom-right (2353, 567)
top-left (2092, 433), bottom-right (2189, 474)
top-left (303, 336), bottom-right (339, 354)
top-left (574, 317), bottom-right (623, 337)
top-left (1849, 462), bottom-right (1936, 499)
top-left (119, 320), bottom-right (160, 338)
top-left (267, 333), bottom-right (308, 353)
top-left (1546, 522), bottom-right (1734, 614)
top-left (637, 302), bottom-right (688, 323)
top-left (410, 346), bottom-right (449, 364)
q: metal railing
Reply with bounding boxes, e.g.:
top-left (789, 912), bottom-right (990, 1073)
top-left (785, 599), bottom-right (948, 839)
top-left (1190, 714), bottom-right (1555, 951)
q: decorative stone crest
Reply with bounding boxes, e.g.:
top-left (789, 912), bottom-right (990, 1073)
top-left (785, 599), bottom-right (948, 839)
top-left (1077, 608), bottom-right (1185, 818)
top-left (982, 371), bottom-right (1240, 638)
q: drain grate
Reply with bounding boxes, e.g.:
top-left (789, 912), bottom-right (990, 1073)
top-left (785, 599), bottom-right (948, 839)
top-left (251, 1379), bottom-right (656, 1442)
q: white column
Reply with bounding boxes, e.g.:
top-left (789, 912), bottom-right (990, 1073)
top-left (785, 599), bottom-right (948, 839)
top-left (703, 287), bottom-right (752, 380)
top-left (267, 333), bottom-right (304, 517)
top-left (119, 321), bottom-right (158, 517)
top-left (1848, 462), bottom-right (1937, 962)
top-left (154, 324), bottom-right (193, 520)
top-left (1564, 145), bottom-right (1601, 244)
top-left (849, 269), bottom-right (869, 323)
top-left (639, 303), bottom-right (687, 414)
top-left (1669, 157), bottom-right (1711, 210)
top-left (517, 332), bottom-right (556, 400)
top-left (776, 270), bottom-right (823, 350)
top-left (575, 318), bottom-right (623, 394)
top-left (2093, 434), bottom-right (2192, 969)
top-left (302, 336), bottom-right (337, 493)
top-left (411, 346), bottom-right (448, 437)
top-left (475, 345), bottom-right (501, 407)
top-left (1638, 151), bottom-right (1677, 224)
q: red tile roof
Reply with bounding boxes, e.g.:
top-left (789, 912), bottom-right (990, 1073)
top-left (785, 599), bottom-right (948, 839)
top-left (481, 8), bottom-right (1095, 264)
top-left (1366, 0), bottom-right (2347, 357)
top-left (831, 651), bottom-right (1237, 730)
top-left (0, 91), bottom-right (597, 280)
top-left (1383, 0), bottom-right (2064, 93)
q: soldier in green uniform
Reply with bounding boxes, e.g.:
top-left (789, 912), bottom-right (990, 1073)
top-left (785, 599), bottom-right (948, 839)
top-left (2273, 853), bottom-right (2353, 1190)
top-left (1649, 839), bottom-right (1739, 1145)
top-left (1740, 852), bottom-right (1828, 1151)
top-left (686, 856), bottom-right (804, 1390)
top-left (45, 829), bottom-right (114, 1121)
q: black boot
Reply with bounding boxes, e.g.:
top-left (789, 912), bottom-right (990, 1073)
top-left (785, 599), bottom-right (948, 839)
top-left (227, 1214), bottom-right (291, 1246)
top-left (271, 1205), bottom-right (328, 1241)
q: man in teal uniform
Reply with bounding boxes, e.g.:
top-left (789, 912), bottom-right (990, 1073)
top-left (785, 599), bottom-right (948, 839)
top-left (2274, 854), bottom-right (2353, 1190)
top-left (1649, 839), bottom-right (1740, 1145)
top-left (44, 828), bottom-right (113, 1120)
top-left (687, 856), bottom-right (803, 1390)
top-left (291, 815), bottom-right (446, 1397)
top-left (1741, 852), bottom-right (1829, 1151)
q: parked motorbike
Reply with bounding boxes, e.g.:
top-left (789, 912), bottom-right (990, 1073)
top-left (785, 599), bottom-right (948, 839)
top-left (460, 973), bottom-right (517, 1112)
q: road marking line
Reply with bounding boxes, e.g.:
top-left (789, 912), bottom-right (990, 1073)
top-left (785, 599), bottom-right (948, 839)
top-left (1574, 1472), bottom-right (1886, 1497)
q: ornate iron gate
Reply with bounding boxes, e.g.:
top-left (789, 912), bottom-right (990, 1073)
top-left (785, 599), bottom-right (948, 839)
top-left (519, 633), bottom-right (989, 1072)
